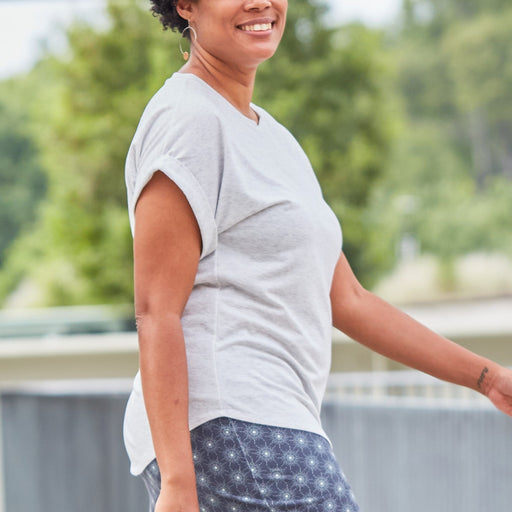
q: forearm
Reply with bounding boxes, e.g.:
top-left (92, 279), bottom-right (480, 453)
top-left (334, 289), bottom-right (498, 394)
top-left (137, 313), bottom-right (197, 489)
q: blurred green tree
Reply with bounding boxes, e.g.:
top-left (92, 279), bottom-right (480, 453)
top-left (0, 101), bottom-right (46, 266)
top-left (0, 0), bottom-right (394, 305)
top-left (370, 0), bottom-right (512, 287)
top-left (0, 0), bottom-right (176, 305)
top-left (397, 1), bottom-right (512, 181)
top-left (367, 121), bottom-right (512, 287)
top-left (443, 10), bottom-right (512, 184)
top-left (401, 0), bottom-right (511, 40)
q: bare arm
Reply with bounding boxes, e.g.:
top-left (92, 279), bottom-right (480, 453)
top-left (330, 253), bottom-right (512, 415)
top-left (134, 171), bottom-right (201, 512)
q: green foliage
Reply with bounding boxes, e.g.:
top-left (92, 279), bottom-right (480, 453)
top-left (2, 0), bottom-right (511, 305)
top-left (397, 3), bottom-right (512, 172)
top-left (0, 0), bottom-right (395, 305)
top-left (368, 123), bottom-right (512, 265)
top-left (443, 9), bottom-right (512, 183)
top-left (0, 100), bottom-right (46, 266)
top-left (1, 0), bottom-right (181, 305)
top-left (402, 0), bottom-right (511, 37)
top-left (368, 1), bottom-right (512, 283)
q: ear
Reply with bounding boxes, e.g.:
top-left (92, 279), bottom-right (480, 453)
top-left (175, 0), bottom-right (195, 22)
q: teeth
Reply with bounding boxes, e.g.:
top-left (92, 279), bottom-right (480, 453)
top-left (240, 23), bottom-right (272, 32)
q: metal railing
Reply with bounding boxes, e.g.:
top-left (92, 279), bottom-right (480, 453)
top-left (326, 370), bottom-right (489, 402)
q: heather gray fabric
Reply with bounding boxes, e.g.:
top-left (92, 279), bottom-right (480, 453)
top-left (123, 73), bottom-right (342, 475)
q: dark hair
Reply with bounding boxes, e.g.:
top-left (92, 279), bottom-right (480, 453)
top-left (150, 1), bottom-right (193, 36)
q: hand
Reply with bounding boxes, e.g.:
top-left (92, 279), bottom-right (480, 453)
top-left (485, 366), bottom-right (512, 417)
top-left (154, 484), bottom-right (200, 512)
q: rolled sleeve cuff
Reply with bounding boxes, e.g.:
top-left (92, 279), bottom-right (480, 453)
top-left (129, 154), bottom-right (217, 259)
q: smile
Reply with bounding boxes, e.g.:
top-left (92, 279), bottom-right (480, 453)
top-left (239, 23), bottom-right (273, 32)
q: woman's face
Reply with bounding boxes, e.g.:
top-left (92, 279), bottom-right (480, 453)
top-left (181, 0), bottom-right (288, 70)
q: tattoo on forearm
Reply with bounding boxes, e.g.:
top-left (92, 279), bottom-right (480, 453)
top-left (477, 367), bottom-right (489, 389)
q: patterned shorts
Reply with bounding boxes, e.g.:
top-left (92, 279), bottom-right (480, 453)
top-left (140, 417), bottom-right (359, 512)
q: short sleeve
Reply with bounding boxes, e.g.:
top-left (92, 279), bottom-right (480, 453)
top-left (130, 155), bottom-right (218, 259)
top-left (125, 91), bottom-right (224, 260)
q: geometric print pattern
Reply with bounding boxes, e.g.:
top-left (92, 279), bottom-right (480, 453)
top-left (140, 417), bottom-right (359, 512)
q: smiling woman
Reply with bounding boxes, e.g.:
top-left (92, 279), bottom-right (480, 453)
top-left (170, 0), bottom-right (286, 90)
top-left (121, 1), bottom-right (512, 512)
top-left (123, 1), bottom-right (360, 511)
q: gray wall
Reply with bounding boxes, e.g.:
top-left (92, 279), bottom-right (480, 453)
top-left (1, 390), bottom-right (146, 512)
top-left (2, 389), bottom-right (512, 512)
top-left (323, 398), bottom-right (512, 512)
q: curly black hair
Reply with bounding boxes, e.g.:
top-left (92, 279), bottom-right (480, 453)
top-left (150, 1), bottom-right (195, 37)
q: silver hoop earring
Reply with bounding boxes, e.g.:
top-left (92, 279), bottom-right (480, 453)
top-left (179, 24), bottom-right (197, 61)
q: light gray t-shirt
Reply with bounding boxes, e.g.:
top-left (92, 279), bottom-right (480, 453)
top-left (123, 73), bottom-right (342, 475)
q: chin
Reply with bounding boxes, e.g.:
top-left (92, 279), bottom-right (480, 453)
top-left (247, 45), bottom-right (280, 64)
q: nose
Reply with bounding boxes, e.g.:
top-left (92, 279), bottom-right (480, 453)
top-left (244, 0), bottom-right (272, 10)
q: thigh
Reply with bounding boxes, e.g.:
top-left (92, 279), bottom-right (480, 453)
top-left (139, 459), bottom-right (161, 512)
top-left (140, 418), bottom-right (360, 512)
top-left (191, 417), bottom-right (359, 512)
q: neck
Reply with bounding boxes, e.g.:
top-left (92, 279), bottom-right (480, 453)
top-left (180, 51), bottom-right (258, 122)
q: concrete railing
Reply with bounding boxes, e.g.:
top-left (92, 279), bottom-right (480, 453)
top-left (0, 332), bottom-right (139, 384)
top-left (1, 297), bottom-right (512, 385)
top-left (0, 305), bottom-right (134, 339)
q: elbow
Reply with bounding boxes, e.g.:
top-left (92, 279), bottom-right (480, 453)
top-left (134, 298), bottom-right (151, 332)
top-left (331, 280), bottom-right (369, 331)
top-left (134, 304), bottom-right (182, 346)
top-left (134, 292), bottom-right (181, 329)
top-left (135, 308), bottom-right (181, 330)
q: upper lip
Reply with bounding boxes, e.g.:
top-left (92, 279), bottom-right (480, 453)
top-left (237, 17), bottom-right (275, 28)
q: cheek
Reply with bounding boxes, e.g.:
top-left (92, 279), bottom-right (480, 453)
top-left (197, 17), bottom-right (234, 46)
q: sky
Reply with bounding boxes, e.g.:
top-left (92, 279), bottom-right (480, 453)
top-left (0, 0), bottom-right (402, 79)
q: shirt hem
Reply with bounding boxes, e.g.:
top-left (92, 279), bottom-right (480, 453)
top-left (128, 410), bottom-right (330, 476)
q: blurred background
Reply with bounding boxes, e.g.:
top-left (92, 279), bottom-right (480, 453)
top-left (0, 0), bottom-right (511, 511)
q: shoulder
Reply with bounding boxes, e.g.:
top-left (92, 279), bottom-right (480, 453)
top-left (140, 74), bottom-right (224, 135)
top-left (128, 74), bottom-right (226, 167)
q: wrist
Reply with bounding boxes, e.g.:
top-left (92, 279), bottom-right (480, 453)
top-left (159, 464), bottom-right (197, 489)
top-left (475, 361), bottom-right (500, 396)
top-left (155, 481), bottom-right (200, 512)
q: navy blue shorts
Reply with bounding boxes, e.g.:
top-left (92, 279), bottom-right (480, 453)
top-left (140, 417), bottom-right (359, 512)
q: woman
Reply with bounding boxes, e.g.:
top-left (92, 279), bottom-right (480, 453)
top-left (123, 1), bottom-right (512, 511)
